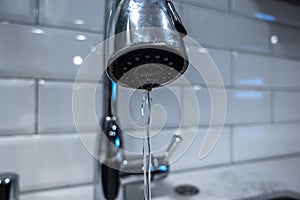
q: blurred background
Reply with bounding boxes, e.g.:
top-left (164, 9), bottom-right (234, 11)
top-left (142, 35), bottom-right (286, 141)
top-left (0, 0), bottom-right (300, 199)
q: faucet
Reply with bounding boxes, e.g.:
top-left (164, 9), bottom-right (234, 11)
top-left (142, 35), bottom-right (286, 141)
top-left (94, 0), bottom-right (188, 199)
top-left (0, 173), bottom-right (19, 200)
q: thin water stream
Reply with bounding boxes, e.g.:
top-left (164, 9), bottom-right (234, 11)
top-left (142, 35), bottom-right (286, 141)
top-left (141, 90), bottom-right (152, 200)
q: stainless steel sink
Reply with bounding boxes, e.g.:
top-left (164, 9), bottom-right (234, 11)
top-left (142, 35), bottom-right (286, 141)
top-left (265, 197), bottom-right (300, 200)
top-left (248, 191), bottom-right (300, 200)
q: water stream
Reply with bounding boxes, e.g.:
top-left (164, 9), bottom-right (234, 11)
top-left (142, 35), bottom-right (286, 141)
top-left (141, 90), bottom-right (152, 200)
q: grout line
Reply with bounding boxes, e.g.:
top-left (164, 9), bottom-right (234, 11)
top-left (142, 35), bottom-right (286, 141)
top-left (34, 0), bottom-right (40, 25)
top-left (0, 131), bottom-right (94, 138)
top-left (230, 50), bottom-right (235, 89)
top-left (21, 181), bottom-right (93, 194)
top-left (172, 152), bottom-right (300, 175)
top-left (228, 0), bottom-right (233, 13)
top-left (2, 76), bottom-right (300, 93)
top-left (178, 83), bottom-right (300, 93)
top-left (2, 76), bottom-right (300, 97)
top-left (202, 43), bottom-right (300, 62)
top-left (122, 120), bottom-right (300, 134)
top-left (229, 125), bottom-right (234, 164)
top-left (229, 120), bottom-right (300, 127)
top-left (1, 119), bottom-right (300, 138)
top-left (0, 76), bottom-right (103, 84)
top-left (270, 89), bottom-right (275, 124)
top-left (38, 22), bottom-right (104, 35)
top-left (0, 19), bottom-right (103, 35)
top-left (182, 1), bottom-right (231, 13)
top-left (232, 152), bottom-right (300, 166)
top-left (34, 80), bottom-right (39, 134)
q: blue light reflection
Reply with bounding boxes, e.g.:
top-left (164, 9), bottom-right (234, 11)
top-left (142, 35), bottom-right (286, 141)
top-left (112, 81), bottom-right (117, 101)
top-left (255, 12), bottom-right (276, 22)
top-left (115, 136), bottom-right (120, 148)
top-left (158, 165), bottom-right (168, 172)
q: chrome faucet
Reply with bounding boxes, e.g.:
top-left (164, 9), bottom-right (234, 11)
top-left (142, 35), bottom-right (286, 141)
top-left (94, 0), bottom-right (188, 199)
top-left (0, 173), bottom-right (19, 200)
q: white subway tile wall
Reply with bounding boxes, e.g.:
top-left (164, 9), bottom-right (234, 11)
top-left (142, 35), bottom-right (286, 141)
top-left (181, 88), bottom-right (271, 126)
top-left (38, 81), bottom-right (103, 133)
top-left (273, 91), bottom-right (300, 122)
top-left (270, 24), bottom-right (300, 59)
top-left (0, 0), bottom-right (36, 23)
top-left (233, 124), bottom-right (300, 162)
top-left (0, 23), bottom-right (102, 80)
top-left (21, 185), bottom-right (93, 200)
top-left (0, 0), bottom-right (300, 198)
top-left (231, 0), bottom-right (300, 28)
top-left (0, 133), bottom-right (95, 191)
top-left (39, 0), bottom-right (106, 32)
top-left (0, 79), bottom-right (35, 135)
top-left (182, 0), bottom-right (230, 11)
top-left (181, 4), bottom-right (270, 52)
top-left (233, 52), bottom-right (300, 89)
top-left (171, 127), bottom-right (231, 171)
top-left (177, 48), bottom-right (232, 86)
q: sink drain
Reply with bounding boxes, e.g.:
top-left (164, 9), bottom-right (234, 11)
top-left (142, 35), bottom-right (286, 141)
top-left (175, 184), bottom-right (200, 196)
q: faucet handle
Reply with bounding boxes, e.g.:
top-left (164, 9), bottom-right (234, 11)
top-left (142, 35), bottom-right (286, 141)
top-left (166, 0), bottom-right (188, 36)
top-left (162, 135), bottom-right (182, 163)
top-left (0, 173), bottom-right (19, 200)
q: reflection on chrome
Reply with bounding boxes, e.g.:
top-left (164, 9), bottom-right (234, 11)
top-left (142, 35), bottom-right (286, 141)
top-left (76, 34), bottom-right (86, 41)
top-left (74, 19), bottom-right (85, 25)
top-left (73, 56), bottom-right (83, 65)
top-left (192, 85), bottom-right (202, 90)
top-left (39, 80), bottom-right (45, 84)
top-left (271, 35), bottom-right (279, 44)
top-left (31, 28), bottom-right (45, 34)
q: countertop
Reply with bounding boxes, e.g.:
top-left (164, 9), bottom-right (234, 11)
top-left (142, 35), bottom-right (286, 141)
top-left (22, 156), bottom-right (300, 200)
top-left (151, 156), bottom-right (300, 200)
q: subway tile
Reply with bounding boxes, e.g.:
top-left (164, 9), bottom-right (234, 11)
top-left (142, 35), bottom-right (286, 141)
top-left (233, 124), bottom-right (300, 162)
top-left (0, 0), bottom-right (36, 23)
top-left (117, 86), bottom-right (182, 130)
top-left (21, 185), bottom-right (93, 200)
top-left (0, 133), bottom-right (95, 191)
top-left (182, 88), bottom-right (271, 126)
top-left (183, 0), bottom-right (230, 11)
top-left (182, 5), bottom-right (270, 53)
top-left (0, 79), bottom-right (35, 135)
top-left (226, 89), bottom-right (271, 124)
top-left (176, 48), bottom-right (231, 86)
top-left (39, 0), bottom-right (105, 32)
top-left (121, 128), bottom-right (176, 157)
top-left (273, 91), bottom-right (300, 122)
top-left (270, 24), bottom-right (300, 59)
top-left (231, 0), bottom-right (300, 28)
top-left (172, 127), bottom-right (231, 171)
top-left (0, 23), bottom-right (103, 80)
top-left (233, 52), bottom-right (300, 89)
top-left (38, 81), bottom-right (102, 133)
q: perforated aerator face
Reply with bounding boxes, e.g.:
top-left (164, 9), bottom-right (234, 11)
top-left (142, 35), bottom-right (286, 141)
top-left (106, 47), bottom-right (188, 90)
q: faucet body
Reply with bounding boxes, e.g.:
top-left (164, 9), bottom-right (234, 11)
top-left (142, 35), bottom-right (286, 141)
top-left (0, 173), bottom-right (19, 200)
top-left (94, 0), bottom-right (188, 199)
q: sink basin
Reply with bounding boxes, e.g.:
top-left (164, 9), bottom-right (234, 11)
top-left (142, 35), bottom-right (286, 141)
top-left (252, 191), bottom-right (300, 200)
top-left (265, 197), bottom-right (300, 200)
